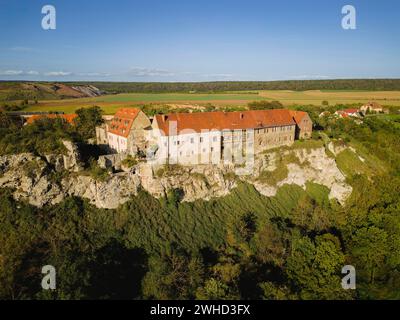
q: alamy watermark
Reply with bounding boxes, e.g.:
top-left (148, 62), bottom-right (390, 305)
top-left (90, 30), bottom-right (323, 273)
top-left (41, 265), bottom-right (56, 290)
top-left (41, 5), bottom-right (56, 30)
top-left (341, 265), bottom-right (356, 290)
top-left (342, 5), bottom-right (356, 30)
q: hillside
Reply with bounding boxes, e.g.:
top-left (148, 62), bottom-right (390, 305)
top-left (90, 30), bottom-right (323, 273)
top-left (0, 82), bottom-right (104, 101)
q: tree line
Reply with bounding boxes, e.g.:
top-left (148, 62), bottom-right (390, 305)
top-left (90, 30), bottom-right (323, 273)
top-left (66, 79), bottom-right (400, 93)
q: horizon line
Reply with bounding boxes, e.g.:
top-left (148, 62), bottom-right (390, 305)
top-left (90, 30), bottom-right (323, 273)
top-left (1, 77), bottom-right (400, 84)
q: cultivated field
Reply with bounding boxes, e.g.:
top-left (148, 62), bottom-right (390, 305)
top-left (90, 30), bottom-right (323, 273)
top-left (23, 90), bottom-right (400, 114)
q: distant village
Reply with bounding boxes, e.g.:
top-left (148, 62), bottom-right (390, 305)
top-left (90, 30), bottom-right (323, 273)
top-left (319, 101), bottom-right (389, 119)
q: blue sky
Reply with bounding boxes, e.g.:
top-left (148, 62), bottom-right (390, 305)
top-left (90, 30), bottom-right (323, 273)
top-left (0, 0), bottom-right (399, 82)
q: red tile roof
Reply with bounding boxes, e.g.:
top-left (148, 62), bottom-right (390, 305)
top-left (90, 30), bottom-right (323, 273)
top-left (108, 108), bottom-right (141, 137)
top-left (26, 114), bottom-right (77, 124)
top-left (342, 108), bottom-right (359, 114)
top-left (289, 110), bottom-right (308, 123)
top-left (154, 109), bottom-right (297, 136)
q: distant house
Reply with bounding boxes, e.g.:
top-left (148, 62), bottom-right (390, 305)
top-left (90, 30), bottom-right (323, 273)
top-left (319, 111), bottom-right (331, 118)
top-left (25, 114), bottom-right (77, 125)
top-left (360, 102), bottom-right (388, 115)
top-left (289, 110), bottom-right (313, 139)
top-left (335, 109), bottom-right (361, 118)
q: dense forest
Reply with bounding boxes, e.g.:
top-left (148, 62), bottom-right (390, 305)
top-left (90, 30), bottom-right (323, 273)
top-left (70, 79), bottom-right (400, 93)
top-left (0, 105), bottom-right (399, 300)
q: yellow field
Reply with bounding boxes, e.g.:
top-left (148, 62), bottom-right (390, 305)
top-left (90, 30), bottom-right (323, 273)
top-left (23, 90), bottom-right (400, 114)
top-left (259, 90), bottom-right (400, 105)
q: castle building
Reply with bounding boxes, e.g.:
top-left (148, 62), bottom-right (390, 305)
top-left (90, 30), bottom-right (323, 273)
top-left (97, 108), bottom-right (313, 166)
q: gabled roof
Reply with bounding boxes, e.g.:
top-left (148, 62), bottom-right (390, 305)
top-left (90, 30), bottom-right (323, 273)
top-left (26, 114), bottom-right (77, 124)
top-left (154, 109), bottom-right (297, 136)
top-left (289, 110), bottom-right (308, 123)
top-left (108, 108), bottom-right (141, 137)
top-left (342, 108), bottom-right (359, 114)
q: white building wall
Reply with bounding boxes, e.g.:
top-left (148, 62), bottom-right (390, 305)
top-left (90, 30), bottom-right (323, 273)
top-left (149, 125), bottom-right (294, 166)
top-left (107, 132), bottom-right (128, 153)
top-left (150, 130), bottom-right (222, 166)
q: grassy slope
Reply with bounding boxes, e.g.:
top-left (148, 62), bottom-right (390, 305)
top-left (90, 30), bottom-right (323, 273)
top-left (120, 182), bottom-right (309, 253)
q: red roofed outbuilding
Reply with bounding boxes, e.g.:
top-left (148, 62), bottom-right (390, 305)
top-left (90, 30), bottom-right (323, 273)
top-left (107, 108), bottom-right (151, 154)
top-left (26, 114), bottom-right (78, 125)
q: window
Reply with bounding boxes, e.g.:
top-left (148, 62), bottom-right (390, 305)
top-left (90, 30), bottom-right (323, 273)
top-left (190, 138), bottom-right (194, 144)
top-left (200, 137), bottom-right (203, 143)
top-left (211, 147), bottom-right (214, 152)
top-left (213, 136), bottom-right (217, 142)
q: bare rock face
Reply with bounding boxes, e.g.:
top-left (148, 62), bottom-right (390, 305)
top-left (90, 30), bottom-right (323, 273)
top-left (249, 148), bottom-right (352, 204)
top-left (45, 154), bottom-right (64, 172)
top-left (71, 85), bottom-right (104, 97)
top-left (0, 146), bottom-right (354, 209)
top-left (62, 173), bottom-right (141, 209)
top-left (0, 153), bottom-right (140, 209)
top-left (62, 140), bottom-right (84, 172)
top-left (138, 163), bottom-right (236, 201)
top-left (0, 153), bottom-right (64, 207)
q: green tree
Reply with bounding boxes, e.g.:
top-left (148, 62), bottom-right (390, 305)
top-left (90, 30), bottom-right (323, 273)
top-left (74, 106), bottom-right (104, 140)
top-left (349, 227), bottom-right (389, 284)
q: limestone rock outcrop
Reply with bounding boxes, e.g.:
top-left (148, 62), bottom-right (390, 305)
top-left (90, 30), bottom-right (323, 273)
top-left (62, 140), bottom-right (84, 172)
top-left (0, 146), bottom-right (354, 209)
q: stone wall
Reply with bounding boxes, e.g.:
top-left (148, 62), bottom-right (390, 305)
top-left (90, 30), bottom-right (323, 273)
top-left (253, 125), bottom-right (296, 153)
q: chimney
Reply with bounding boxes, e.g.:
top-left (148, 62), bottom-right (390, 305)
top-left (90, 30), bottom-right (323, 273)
top-left (162, 115), bottom-right (168, 122)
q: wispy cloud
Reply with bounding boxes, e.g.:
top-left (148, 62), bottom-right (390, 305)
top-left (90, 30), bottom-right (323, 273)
top-left (288, 75), bottom-right (330, 80)
top-left (76, 72), bottom-right (111, 77)
top-left (26, 70), bottom-right (39, 75)
top-left (8, 46), bottom-right (37, 52)
top-left (0, 70), bottom-right (25, 76)
top-left (201, 73), bottom-right (234, 79)
top-left (44, 71), bottom-right (72, 77)
top-left (0, 67), bottom-right (235, 80)
top-left (126, 67), bottom-right (175, 77)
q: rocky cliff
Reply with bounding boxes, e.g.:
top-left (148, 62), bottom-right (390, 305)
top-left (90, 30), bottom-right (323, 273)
top-left (0, 145), bottom-right (353, 209)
